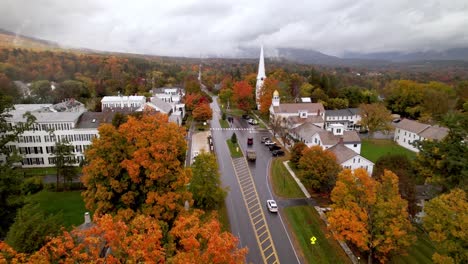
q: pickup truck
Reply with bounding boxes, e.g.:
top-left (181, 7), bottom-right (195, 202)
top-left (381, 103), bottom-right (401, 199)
top-left (246, 149), bottom-right (256, 162)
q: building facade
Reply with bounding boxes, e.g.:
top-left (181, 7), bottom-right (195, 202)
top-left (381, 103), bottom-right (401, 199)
top-left (1, 101), bottom-right (105, 167)
top-left (324, 108), bottom-right (361, 131)
top-left (393, 119), bottom-right (449, 152)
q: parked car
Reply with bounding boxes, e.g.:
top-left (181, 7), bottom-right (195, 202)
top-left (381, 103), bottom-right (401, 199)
top-left (268, 145), bottom-right (282, 151)
top-left (264, 140), bottom-right (276, 146)
top-left (242, 114), bottom-right (251, 120)
top-left (272, 150), bottom-right (285, 156)
top-left (266, 200), bottom-right (278, 213)
top-left (247, 137), bottom-right (254, 146)
top-left (261, 136), bottom-right (270, 143)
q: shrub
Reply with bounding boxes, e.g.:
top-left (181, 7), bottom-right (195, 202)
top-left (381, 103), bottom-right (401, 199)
top-left (231, 133), bottom-right (237, 144)
top-left (21, 176), bottom-right (43, 195)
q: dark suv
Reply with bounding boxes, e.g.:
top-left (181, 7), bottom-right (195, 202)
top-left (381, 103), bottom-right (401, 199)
top-left (272, 150), bottom-right (285, 156)
top-left (247, 137), bottom-right (253, 145)
top-left (268, 145), bottom-right (281, 151)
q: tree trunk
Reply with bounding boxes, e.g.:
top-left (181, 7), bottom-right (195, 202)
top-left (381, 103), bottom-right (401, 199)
top-left (368, 248), bottom-right (373, 264)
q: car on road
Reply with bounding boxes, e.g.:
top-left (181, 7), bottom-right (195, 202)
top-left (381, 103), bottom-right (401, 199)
top-left (264, 140), bottom-right (276, 146)
top-left (266, 200), bottom-right (278, 213)
top-left (248, 119), bottom-right (259, 125)
top-left (247, 137), bottom-right (253, 146)
top-left (261, 136), bottom-right (270, 143)
top-left (268, 145), bottom-right (282, 151)
top-left (271, 150), bottom-right (285, 156)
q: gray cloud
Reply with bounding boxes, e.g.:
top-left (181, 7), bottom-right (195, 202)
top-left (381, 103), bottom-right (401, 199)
top-left (0, 0), bottom-right (467, 57)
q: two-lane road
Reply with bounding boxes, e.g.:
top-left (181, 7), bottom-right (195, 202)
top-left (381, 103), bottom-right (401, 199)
top-left (209, 98), bottom-right (302, 264)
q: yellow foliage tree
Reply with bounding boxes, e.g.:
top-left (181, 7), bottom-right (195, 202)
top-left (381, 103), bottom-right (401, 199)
top-left (328, 169), bottom-right (415, 263)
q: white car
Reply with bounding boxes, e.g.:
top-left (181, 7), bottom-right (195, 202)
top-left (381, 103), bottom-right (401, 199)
top-left (264, 140), bottom-right (276, 146)
top-left (266, 200), bottom-right (278, 213)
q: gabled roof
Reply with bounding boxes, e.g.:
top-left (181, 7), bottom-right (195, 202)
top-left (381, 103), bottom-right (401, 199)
top-left (394, 119), bottom-right (430, 134)
top-left (149, 97), bottom-right (172, 113)
top-left (287, 115), bottom-right (324, 126)
top-left (272, 103), bottom-right (325, 114)
top-left (418, 126), bottom-right (449, 140)
top-left (317, 130), bottom-right (361, 145)
top-left (325, 108), bottom-right (359, 117)
top-left (328, 143), bottom-right (358, 164)
top-left (291, 122), bottom-right (324, 139)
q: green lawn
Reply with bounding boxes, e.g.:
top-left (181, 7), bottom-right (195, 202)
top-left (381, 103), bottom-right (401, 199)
top-left (361, 139), bottom-right (416, 163)
top-left (20, 167), bottom-right (83, 177)
top-left (390, 228), bottom-right (434, 264)
top-left (26, 191), bottom-right (86, 229)
top-left (271, 158), bottom-right (305, 198)
top-left (219, 118), bottom-right (230, 128)
top-left (284, 206), bottom-right (352, 264)
top-left (226, 140), bottom-right (243, 158)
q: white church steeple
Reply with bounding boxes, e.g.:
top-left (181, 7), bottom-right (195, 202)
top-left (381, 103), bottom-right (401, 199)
top-left (255, 45), bottom-right (266, 109)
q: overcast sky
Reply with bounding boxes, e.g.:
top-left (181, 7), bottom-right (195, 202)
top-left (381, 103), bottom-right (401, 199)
top-left (1, 0), bottom-right (467, 57)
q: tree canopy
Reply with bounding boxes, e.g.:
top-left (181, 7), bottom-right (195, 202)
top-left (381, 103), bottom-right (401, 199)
top-left (81, 113), bottom-right (191, 222)
top-left (328, 169), bottom-right (415, 263)
top-left (298, 146), bottom-right (341, 192)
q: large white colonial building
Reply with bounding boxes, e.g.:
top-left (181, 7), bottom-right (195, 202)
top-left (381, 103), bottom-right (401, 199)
top-left (1, 100), bottom-right (105, 167)
top-left (393, 119), bottom-right (449, 152)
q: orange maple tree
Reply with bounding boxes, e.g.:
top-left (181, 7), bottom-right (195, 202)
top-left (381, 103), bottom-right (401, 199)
top-left (258, 77), bottom-right (279, 115)
top-left (232, 81), bottom-right (254, 112)
top-left (1, 212), bottom-right (247, 263)
top-left (170, 210), bottom-right (248, 264)
top-left (192, 103), bottom-right (213, 122)
top-left (327, 169), bottom-right (415, 263)
top-left (81, 113), bottom-right (192, 222)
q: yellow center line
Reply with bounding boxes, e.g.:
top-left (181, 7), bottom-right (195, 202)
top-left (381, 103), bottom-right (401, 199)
top-left (231, 157), bottom-right (280, 264)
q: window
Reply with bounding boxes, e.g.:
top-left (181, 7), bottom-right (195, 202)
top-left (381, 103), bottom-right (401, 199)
top-left (337, 129), bottom-right (341, 133)
top-left (354, 144), bottom-right (357, 147)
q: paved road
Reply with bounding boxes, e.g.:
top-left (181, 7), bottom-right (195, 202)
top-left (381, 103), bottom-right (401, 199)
top-left (210, 98), bottom-right (302, 264)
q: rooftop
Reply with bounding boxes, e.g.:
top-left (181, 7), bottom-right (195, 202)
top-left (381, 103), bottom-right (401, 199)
top-left (272, 102), bottom-right (325, 114)
top-left (75, 112), bottom-right (117, 129)
top-left (326, 108), bottom-right (359, 117)
top-left (318, 130), bottom-right (361, 145)
top-left (394, 119), bottom-right (430, 134)
top-left (328, 143), bottom-right (358, 164)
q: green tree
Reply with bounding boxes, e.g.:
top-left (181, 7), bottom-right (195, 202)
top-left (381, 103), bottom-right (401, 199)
top-left (52, 140), bottom-right (77, 191)
top-left (373, 154), bottom-right (417, 215)
top-left (327, 98), bottom-right (349, 109)
top-left (30, 80), bottom-right (52, 103)
top-left (5, 203), bottom-right (62, 253)
top-left (290, 142), bottom-right (307, 167)
top-left (299, 83), bottom-right (314, 98)
top-left (359, 103), bottom-right (393, 137)
top-left (298, 146), bottom-right (341, 192)
top-left (231, 132), bottom-right (237, 144)
top-left (423, 189), bottom-right (468, 264)
top-left (414, 112), bottom-right (468, 191)
top-left (189, 152), bottom-right (226, 210)
top-left (0, 93), bottom-right (36, 237)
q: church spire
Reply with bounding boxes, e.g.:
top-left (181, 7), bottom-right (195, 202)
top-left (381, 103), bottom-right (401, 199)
top-left (257, 45), bottom-right (266, 80)
top-left (255, 45), bottom-right (266, 109)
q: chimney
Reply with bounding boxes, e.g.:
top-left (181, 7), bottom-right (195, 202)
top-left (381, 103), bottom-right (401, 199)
top-left (318, 109), bottom-right (321, 116)
top-left (84, 212), bottom-right (91, 224)
top-left (339, 137), bottom-right (344, 144)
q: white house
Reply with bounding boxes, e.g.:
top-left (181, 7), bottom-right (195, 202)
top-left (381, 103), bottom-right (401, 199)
top-left (291, 123), bottom-right (361, 154)
top-left (324, 108), bottom-right (361, 131)
top-left (101, 95), bottom-right (146, 112)
top-left (1, 100), bottom-right (108, 167)
top-left (393, 119), bottom-right (449, 152)
top-left (150, 87), bottom-right (184, 104)
top-left (269, 90), bottom-right (325, 128)
top-left (328, 142), bottom-right (374, 175)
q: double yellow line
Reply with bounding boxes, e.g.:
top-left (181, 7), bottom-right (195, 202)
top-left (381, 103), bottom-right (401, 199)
top-left (231, 157), bottom-right (279, 264)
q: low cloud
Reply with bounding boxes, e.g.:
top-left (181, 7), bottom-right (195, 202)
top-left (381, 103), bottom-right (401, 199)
top-left (0, 0), bottom-right (467, 57)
